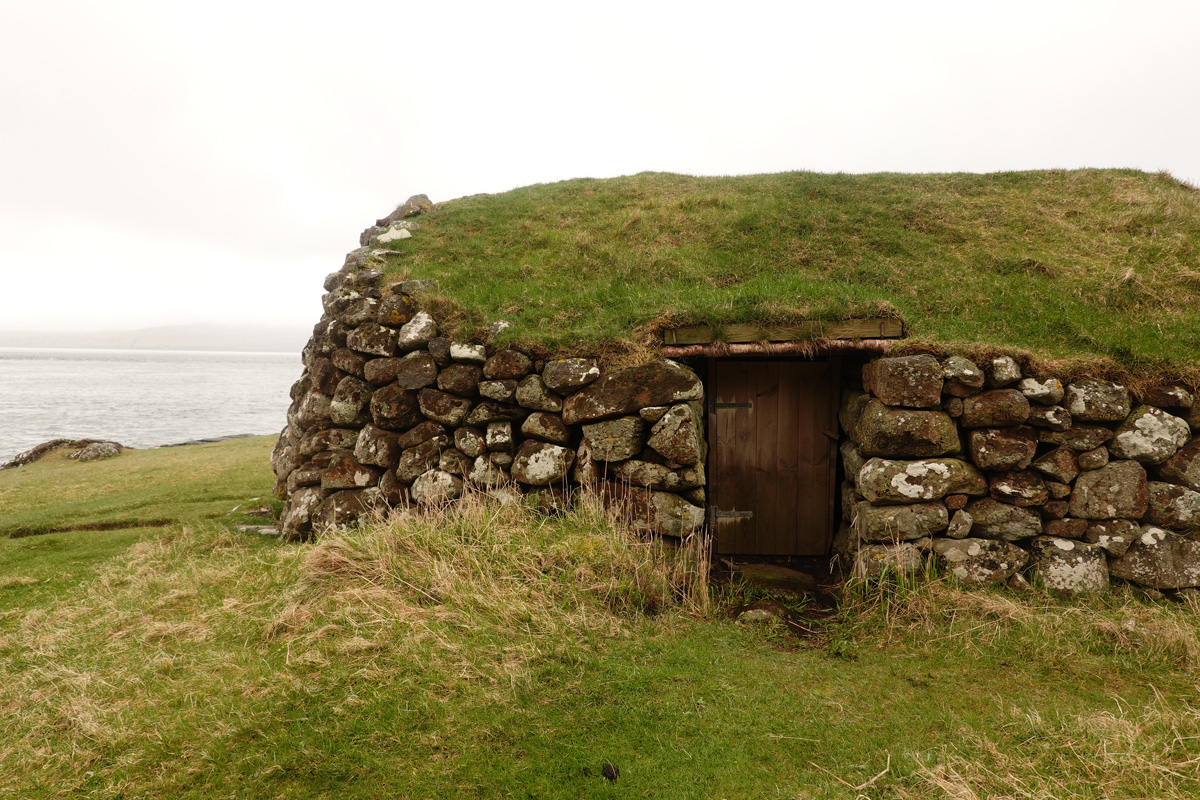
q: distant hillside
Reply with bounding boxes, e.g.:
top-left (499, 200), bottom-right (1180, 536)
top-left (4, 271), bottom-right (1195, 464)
top-left (373, 169), bottom-right (1200, 372)
top-left (0, 324), bottom-right (310, 353)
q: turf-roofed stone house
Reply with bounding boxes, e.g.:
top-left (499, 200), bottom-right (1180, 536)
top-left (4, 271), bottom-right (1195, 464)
top-left (273, 171), bottom-right (1200, 596)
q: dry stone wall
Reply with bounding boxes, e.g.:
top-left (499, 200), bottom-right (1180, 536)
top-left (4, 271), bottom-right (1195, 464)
top-left (838, 353), bottom-right (1200, 595)
top-left (272, 200), bottom-right (708, 541)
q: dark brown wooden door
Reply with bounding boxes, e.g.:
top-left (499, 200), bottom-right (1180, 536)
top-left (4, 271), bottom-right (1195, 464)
top-left (709, 359), bottom-right (841, 556)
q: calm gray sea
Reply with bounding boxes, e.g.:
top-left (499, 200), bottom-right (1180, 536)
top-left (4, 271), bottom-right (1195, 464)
top-left (0, 348), bottom-right (302, 463)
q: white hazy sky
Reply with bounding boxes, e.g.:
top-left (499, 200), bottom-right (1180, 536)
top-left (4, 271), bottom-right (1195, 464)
top-left (2, 1), bottom-right (1198, 333)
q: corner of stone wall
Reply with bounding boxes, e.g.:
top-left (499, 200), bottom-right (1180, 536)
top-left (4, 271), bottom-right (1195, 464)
top-left (272, 205), bottom-right (708, 543)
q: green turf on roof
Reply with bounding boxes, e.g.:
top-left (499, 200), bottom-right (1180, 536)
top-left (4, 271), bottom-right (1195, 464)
top-left (376, 169), bottom-right (1200, 372)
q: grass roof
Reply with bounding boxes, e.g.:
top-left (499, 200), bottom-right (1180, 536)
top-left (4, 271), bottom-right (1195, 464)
top-left (376, 169), bottom-right (1200, 377)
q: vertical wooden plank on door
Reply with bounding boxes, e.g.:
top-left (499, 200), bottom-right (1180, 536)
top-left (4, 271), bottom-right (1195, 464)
top-left (821, 358), bottom-right (843, 554)
top-left (730, 360), bottom-right (756, 553)
top-left (775, 362), bottom-right (802, 554)
top-left (794, 361), bottom-right (828, 555)
top-left (755, 362), bottom-right (780, 554)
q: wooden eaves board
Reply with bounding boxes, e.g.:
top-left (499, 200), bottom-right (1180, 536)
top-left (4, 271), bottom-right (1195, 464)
top-left (662, 318), bottom-right (904, 345)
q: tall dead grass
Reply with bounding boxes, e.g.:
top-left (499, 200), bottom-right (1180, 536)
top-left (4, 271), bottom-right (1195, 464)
top-left (266, 487), bottom-right (711, 687)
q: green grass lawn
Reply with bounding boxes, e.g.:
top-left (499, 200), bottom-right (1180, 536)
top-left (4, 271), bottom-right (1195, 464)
top-left (380, 169), bottom-right (1200, 378)
top-left (2, 438), bottom-right (1199, 798)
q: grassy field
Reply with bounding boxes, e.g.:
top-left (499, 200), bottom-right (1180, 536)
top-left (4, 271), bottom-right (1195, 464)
top-left (3, 438), bottom-right (1200, 798)
top-left (380, 169), bottom-right (1200, 377)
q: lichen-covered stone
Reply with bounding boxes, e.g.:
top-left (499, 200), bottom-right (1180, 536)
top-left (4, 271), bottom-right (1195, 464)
top-left (362, 357), bottom-right (403, 386)
top-left (863, 354), bottom-right (943, 408)
top-left (839, 389), bottom-right (871, 443)
top-left (1065, 380), bottom-right (1130, 422)
top-left (1145, 482), bottom-right (1200, 531)
top-left (311, 489), bottom-right (380, 531)
top-left (964, 498), bottom-right (1043, 541)
top-left (395, 437), bottom-right (449, 483)
top-left (853, 501), bottom-right (948, 542)
top-left (989, 470), bottom-right (1048, 507)
top-left (330, 347), bottom-right (366, 377)
top-left (308, 357), bottom-right (340, 396)
top-left (942, 356), bottom-right (985, 397)
top-left (483, 349), bottom-right (533, 380)
top-left (396, 311), bottom-right (438, 352)
top-left (426, 337), bottom-right (451, 366)
top-left (946, 509), bottom-right (973, 538)
top-left (562, 361), bottom-right (701, 425)
top-left (438, 448), bottom-right (472, 476)
top-left (582, 416), bottom-right (646, 462)
top-left (1078, 446), bottom-right (1110, 471)
top-left (646, 404), bottom-right (704, 466)
top-left (280, 486), bottom-right (324, 539)
top-left (1109, 526), bottom-right (1200, 589)
top-left (988, 356), bottom-right (1022, 388)
top-left (1046, 481), bottom-right (1071, 500)
top-left (1043, 518), bottom-right (1088, 539)
top-left (465, 401), bottom-right (526, 427)
top-left (1068, 460), bottom-right (1148, 520)
top-left (417, 388), bottom-right (473, 427)
top-left (968, 426), bottom-right (1038, 471)
top-left (1160, 439), bottom-right (1200, 492)
top-left (329, 376), bottom-right (374, 427)
top-left (486, 422), bottom-right (514, 452)
top-left (1030, 537), bottom-right (1109, 595)
top-left (1084, 519), bottom-right (1140, 557)
top-left (411, 469), bottom-right (463, 505)
top-left (542, 358), bottom-right (601, 394)
top-left (856, 458), bottom-right (987, 505)
top-left (1042, 500), bottom-right (1069, 519)
top-left (612, 460), bottom-right (704, 491)
top-left (933, 537), bottom-right (1029, 585)
top-left (467, 456), bottom-right (508, 488)
top-left (376, 293), bottom-right (416, 327)
top-left (321, 453), bottom-right (381, 490)
top-left (1018, 377), bottom-right (1065, 405)
top-left (346, 323), bottom-right (398, 357)
top-left (960, 390), bottom-right (1030, 428)
top-left (450, 343), bottom-right (487, 364)
top-left (515, 374), bottom-right (563, 412)
top-left (479, 379), bottom-right (518, 403)
top-left (1109, 405), bottom-right (1191, 464)
top-left (370, 385), bottom-right (422, 430)
top-left (1032, 446), bottom-right (1080, 484)
top-left (620, 489), bottom-right (705, 538)
top-left (521, 412), bottom-right (570, 445)
top-left (437, 363), bottom-right (482, 396)
top-left (857, 399), bottom-right (962, 458)
top-left (841, 440), bottom-right (865, 482)
top-left (510, 440), bottom-right (575, 486)
top-left (1026, 405), bottom-right (1072, 431)
top-left (354, 424), bottom-right (400, 467)
top-left (390, 351), bottom-right (439, 390)
top-left (396, 420), bottom-right (447, 450)
top-left (1040, 425), bottom-right (1115, 452)
top-left (299, 427), bottom-right (359, 457)
top-left (854, 543), bottom-right (925, 580)
top-left (454, 427), bottom-right (487, 458)
top-left (1143, 385), bottom-right (1195, 410)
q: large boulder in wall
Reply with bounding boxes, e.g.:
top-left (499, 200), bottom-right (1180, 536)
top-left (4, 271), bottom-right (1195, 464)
top-left (855, 399), bottom-right (961, 458)
top-left (856, 458), bottom-right (987, 505)
top-left (1067, 460), bottom-right (1148, 520)
top-left (1108, 405), bottom-right (1191, 464)
top-left (1109, 526), bottom-right (1200, 589)
top-left (863, 355), bottom-right (943, 408)
top-left (932, 538), bottom-right (1029, 586)
top-left (562, 361), bottom-right (703, 425)
top-left (1029, 536), bottom-right (1109, 596)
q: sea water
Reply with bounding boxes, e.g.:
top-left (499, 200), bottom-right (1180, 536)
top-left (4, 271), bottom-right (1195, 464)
top-left (0, 348), bottom-right (302, 463)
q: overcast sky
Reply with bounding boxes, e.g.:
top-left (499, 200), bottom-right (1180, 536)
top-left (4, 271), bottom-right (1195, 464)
top-left (2, 1), bottom-right (1198, 333)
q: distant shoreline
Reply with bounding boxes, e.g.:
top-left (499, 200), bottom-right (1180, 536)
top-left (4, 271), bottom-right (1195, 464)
top-left (0, 345), bottom-right (300, 356)
top-left (0, 323), bottom-right (310, 353)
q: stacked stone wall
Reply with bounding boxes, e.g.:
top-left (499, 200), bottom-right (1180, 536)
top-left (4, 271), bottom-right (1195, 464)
top-left (272, 203), bottom-right (708, 540)
top-left (837, 354), bottom-right (1200, 595)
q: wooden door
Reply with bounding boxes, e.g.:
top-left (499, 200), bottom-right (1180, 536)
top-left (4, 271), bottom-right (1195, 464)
top-left (709, 359), bottom-right (841, 556)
